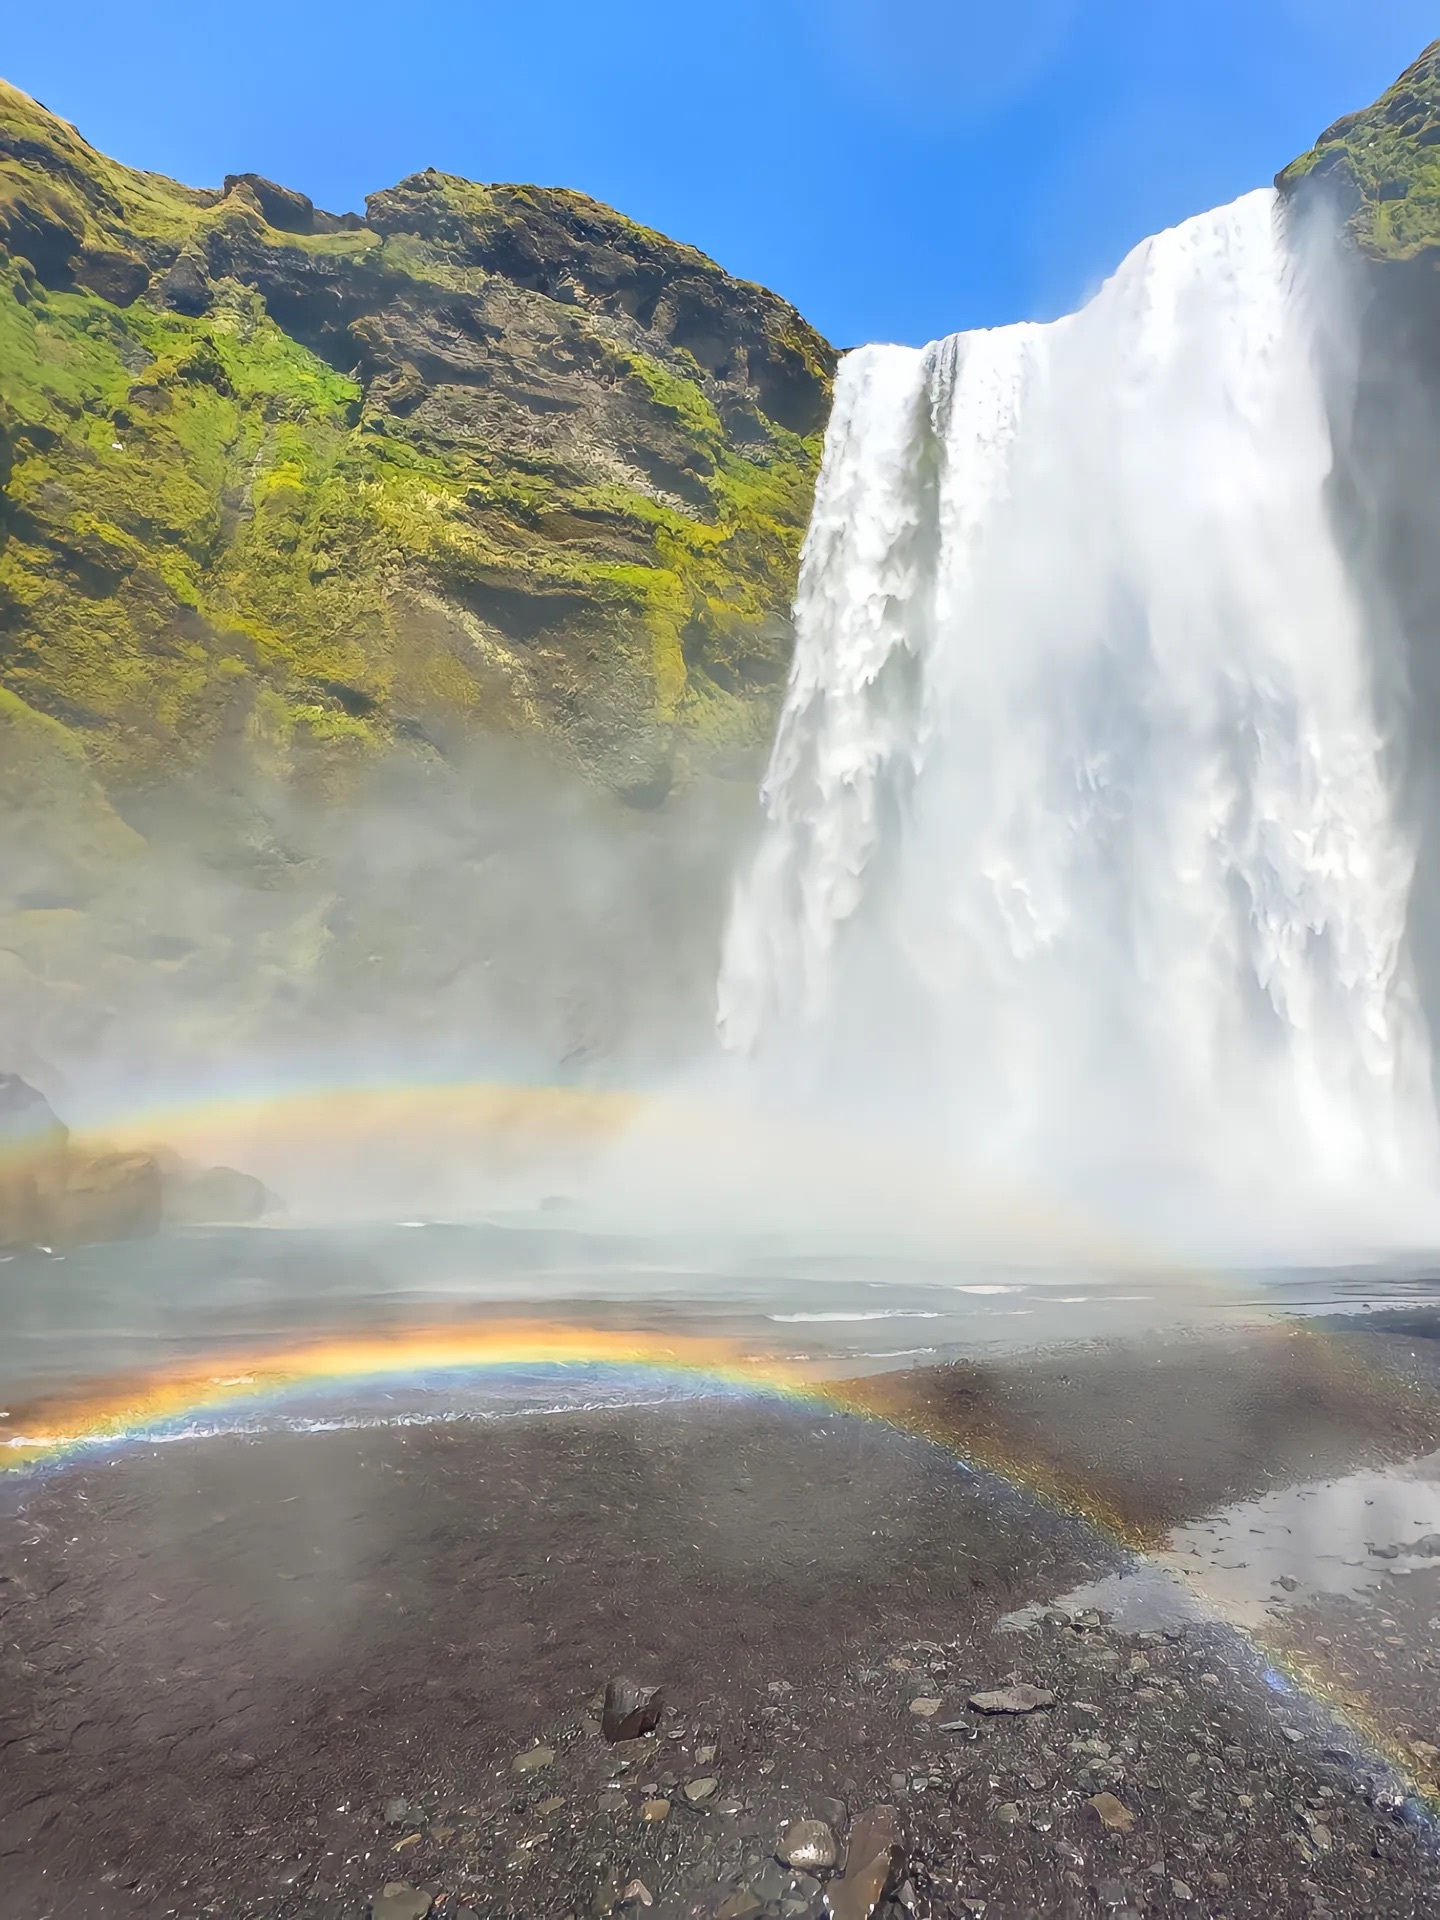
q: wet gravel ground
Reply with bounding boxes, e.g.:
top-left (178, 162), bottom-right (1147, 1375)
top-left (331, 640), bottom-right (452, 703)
top-left (3, 1328), bottom-right (1440, 1919)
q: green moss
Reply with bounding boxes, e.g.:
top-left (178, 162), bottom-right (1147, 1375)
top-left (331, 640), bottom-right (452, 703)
top-left (0, 78), bottom-right (831, 794)
top-left (1279, 40), bottom-right (1440, 259)
top-left (622, 351), bottom-right (725, 450)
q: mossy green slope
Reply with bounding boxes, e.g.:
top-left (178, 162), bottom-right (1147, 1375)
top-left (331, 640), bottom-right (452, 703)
top-left (0, 80), bottom-right (835, 801)
top-left (1278, 39), bottom-right (1440, 259)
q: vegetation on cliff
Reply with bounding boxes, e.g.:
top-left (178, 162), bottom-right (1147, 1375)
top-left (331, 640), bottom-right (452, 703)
top-left (0, 80), bottom-right (835, 803)
top-left (1278, 39), bottom-right (1440, 259)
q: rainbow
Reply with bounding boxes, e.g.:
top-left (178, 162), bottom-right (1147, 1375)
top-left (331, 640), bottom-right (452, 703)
top-left (0, 1321), bottom-right (821, 1475)
top-left (6, 1066), bottom-right (1237, 1274)
top-left (1, 1311), bottom-right (1436, 1813)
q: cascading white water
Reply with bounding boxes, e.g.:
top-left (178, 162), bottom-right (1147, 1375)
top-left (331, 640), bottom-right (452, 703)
top-left (717, 189), bottom-right (1440, 1242)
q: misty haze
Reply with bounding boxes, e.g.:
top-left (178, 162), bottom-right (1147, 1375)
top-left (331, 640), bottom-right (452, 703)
top-left (6, 15), bottom-right (1440, 1920)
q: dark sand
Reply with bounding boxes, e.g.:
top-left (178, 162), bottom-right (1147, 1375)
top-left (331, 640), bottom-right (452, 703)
top-left (4, 1325), bottom-right (1440, 1920)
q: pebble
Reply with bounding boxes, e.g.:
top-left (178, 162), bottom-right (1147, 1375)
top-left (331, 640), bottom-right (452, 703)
top-left (684, 1777), bottom-right (719, 1803)
top-left (969, 1684), bottom-right (1056, 1715)
top-left (370, 1886), bottom-right (432, 1920)
top-left (1088, 1793), bottom-right (1137, 1835)
top-left (909, 1697), bottom-right (943, 1718)
top-left (620, 1879), bottom-right (653, 1907)
top-left (641, 1798), bottom-right (671, 1823)
top-left (777, 1817), bottom-right (837, 1870)
top-left (716, 1897), bottom-right (764, 1920)
top-left (512, 1746), bottom-right (555, 1774)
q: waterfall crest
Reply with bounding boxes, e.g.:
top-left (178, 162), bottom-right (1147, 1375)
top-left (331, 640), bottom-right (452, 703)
top-left (717, 189), bottom-right (1438, 1237)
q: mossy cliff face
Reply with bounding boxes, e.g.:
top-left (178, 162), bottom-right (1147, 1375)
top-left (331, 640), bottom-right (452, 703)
top-left (1279, 41), bottom-right (1440, 1079)
top-left (0, 81), bottom-right (835, 804)
top-left (1278, 40), bottom-right (1440, 260)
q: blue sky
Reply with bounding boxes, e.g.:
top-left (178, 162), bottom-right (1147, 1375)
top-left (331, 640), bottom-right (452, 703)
top-left (6, 2), bottom-right (1436, 347)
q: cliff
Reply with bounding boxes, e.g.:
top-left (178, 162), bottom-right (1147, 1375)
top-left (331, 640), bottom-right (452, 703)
top-left (0, 81), bottom-right (835, 805)
top-left (1278, 39), bottom-right (1440, 260)
top-left (1278, 40), bottom-right (1440, 1072)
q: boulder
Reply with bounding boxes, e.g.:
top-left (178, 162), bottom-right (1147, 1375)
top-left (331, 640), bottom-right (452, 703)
top-left (0, 1072), bottom-right (262, 1248)
top-left (0, 1073), bottom-right (69, 1247)
top-left (53, 1149), bottom-right (162, 1245)
top-left (162, 1162), bottom-right (269, 1225)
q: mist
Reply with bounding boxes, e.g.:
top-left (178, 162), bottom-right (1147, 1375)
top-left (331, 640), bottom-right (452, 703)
top-left (7, 188), bottom-right (1440, 1272)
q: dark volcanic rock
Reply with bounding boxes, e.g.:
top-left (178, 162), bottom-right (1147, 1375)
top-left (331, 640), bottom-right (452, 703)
top-left (602, 1675), bottom-right (665, 1743)
top-left (161, 1161), bottom-right (269, 1225)
top-left (827, 1805), bottom-right (902, 1920)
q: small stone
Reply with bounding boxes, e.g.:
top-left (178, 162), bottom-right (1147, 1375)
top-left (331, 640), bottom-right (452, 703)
top-left (1170, 1881), bottom-right (1194, 1902)
top-left (512, 1746), bottom-right (555, 1774)
top-left (1281, 1728), bottom-right (1302, 1745)
top-left (716, 1898), bottom-right (764, 1920)
top-left (641, 1798), bottom-right (671, 1823)
top-left (383, 1799), bottom-right (413, 1827)
top-left (620, 1881), bottom-right (653, 1907)
top-left (391, 1831), bottom-right (421, 1852)
top-left (777, 1817), bottom-right (837, 1870)
top-left (684, 1777), bottom-right (719, 1803)
top-left (1276, 1575), bottom-right (1299, 1592)
top-left (602, 1677), bottom-right (665, 1744)
top-left (1414, 1534), bottom-right (1440, 1556)
top-left (908, 1697), bottom-right (943, 1718)
top-left (371, 1886), bottom-right (432, 1920)
top-left (748, 1864), bottom-right (789, 1903)
top-left (1088, 1793), bottom-right (1136, 1835)
top-left (968, 1685), bottom-right (1056, 1715)
top-left (995, 1802), bottom-right (1023, 1824)
top-left (696, 1744), bottom-right (717, 1764)
top-left (534, 1798), bottom-right (564, 1819)
top-left (598, 1790), bottom-right (628, 1813)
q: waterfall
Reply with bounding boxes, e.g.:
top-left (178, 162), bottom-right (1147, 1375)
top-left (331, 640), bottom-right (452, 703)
top-left (717, 189), bottom-right (1439, 1239)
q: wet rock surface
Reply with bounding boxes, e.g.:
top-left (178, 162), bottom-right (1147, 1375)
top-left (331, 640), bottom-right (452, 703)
top-left (2, 1360), bottom-right (1440, 1917)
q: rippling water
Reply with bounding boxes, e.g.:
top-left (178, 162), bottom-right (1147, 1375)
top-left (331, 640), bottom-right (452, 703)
top-left (5, 1212), bottom-right (1440, 1408)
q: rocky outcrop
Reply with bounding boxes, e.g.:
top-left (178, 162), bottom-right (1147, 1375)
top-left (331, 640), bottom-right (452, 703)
top-left (0, 80), bottom-right (834, 803)
top-left (0, 1072), bottom-right (160, 1248)
top-left (160, 1160), bottom-right (268, 1225)
top-left (1278, 40), bottom-right (1440, 262)
top-left (0, 1071), bottom-right (268, 1247)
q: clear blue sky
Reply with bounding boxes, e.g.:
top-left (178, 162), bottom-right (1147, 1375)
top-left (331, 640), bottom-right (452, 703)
top-left (6, 2), bottom-right (1435, 347)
